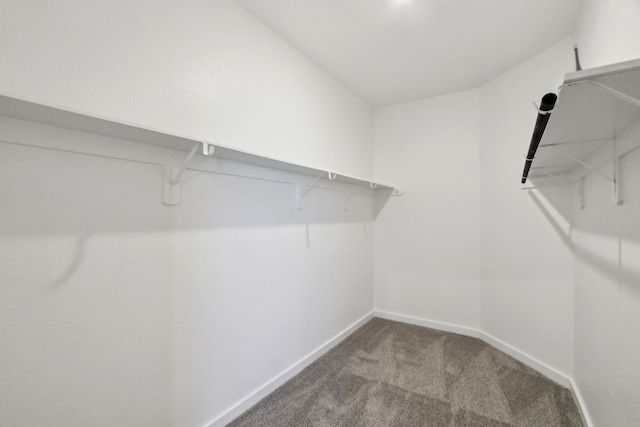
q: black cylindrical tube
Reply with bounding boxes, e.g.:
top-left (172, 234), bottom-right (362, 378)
top-left (521, 93), bottom-right (557, 184)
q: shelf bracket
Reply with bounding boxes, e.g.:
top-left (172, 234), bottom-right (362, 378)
top-left (588, 80), bottom-right (640, 108)
top-left (295, 184), bottom-right (303, 210)
top-left (543, 139), bottom-right (623, 206)
top-left (295, 172), bottom-right (326, 210)
top-left (537, 168), bottom-right (572, 187)
top-left (164, 142), bottom-right (213, 206)
top-left (202, 142), bottom-right (215, 156)
top-left (170, 144), bottom-right (200, 186)
top-left (578, 178), bottom-right (585, 210)
top-left (613, 140), bottom-right (623, 205)
top-left (548, 144), bottom-right (614, 183)
top-left (523, 167), bottom-right (590, 209)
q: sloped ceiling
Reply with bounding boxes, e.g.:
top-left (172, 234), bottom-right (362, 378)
top-left (237, 0), bottom-right (584, 107)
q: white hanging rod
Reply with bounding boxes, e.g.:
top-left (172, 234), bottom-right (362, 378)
top-left (539, 115), bottom-right (640, 185)
top-left (526, 141), bottom-right (640, 189)
top-left (0, 138), bottom-right (398, 198)
top-left (183, 166), bottom-right (395, 197)
top-left (536, 113), bottom-right (640, 152)
top-left (539, 168), bottom-right (572, 187)
top-left (538, 137), bottom-right (612, 148)
top-left (522, 166), bottom-right (572, 189)
top-left (0, 137), bottom-right (162, 167)
top-left (521, 182), bottom-right (566, 190)
top-left (587, 80), bottom-right (640, 108)
top-left (545, 142), bottom-right (615, 183)
top-left (178, 142), bottom-right (396, 196)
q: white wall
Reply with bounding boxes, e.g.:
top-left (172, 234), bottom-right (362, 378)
top-left (478, 4), bottom-right (640, 422)
top-left (0, 127), bottom-right (174, 427)
top-left (4, 0), bottom-right (639, 426)
top-left (373, 22), bottom-right (640, 426)
top-left (172, 165), bottom-right (376, 427)
top-left (572, 148), bottom-right (640, 427)
top-left (0, 1), bottom-right (377, 426)
top-left (479, 38), bottom-right (576, 377)
top-left (372, 39), bottom-right (578, 379)
top-left (374, 89), bottom-right (481, 329)
top-left (0, 0), bottom-right (372, 178)
top-left (574, 0), bottom-right (640, 70)
top-left (571, 1), bottom-right (640, 425)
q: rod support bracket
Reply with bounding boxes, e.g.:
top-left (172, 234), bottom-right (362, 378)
top-left (164, 161), bottom-right (182, 206)
top-left (613, 141), bottom-right (623, 205)
top-left (203, 142), bottom-right (215, 156)
top-left (164, 143), bottom-right (205, 206)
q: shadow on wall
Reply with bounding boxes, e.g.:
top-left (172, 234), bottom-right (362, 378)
top-left (176, 164), bottom-right (393, 229)
top-left (0, 112), bottom-right (385, 427)
top-left (1, 140), bottom-right (393, 237)
top-left (527, 189), bottom-right (573, 248)
top-left (1, 136), bottom-right (391, 288)
top-left (527, 150), bottom-right (640, 299)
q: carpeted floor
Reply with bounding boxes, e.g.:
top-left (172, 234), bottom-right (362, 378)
top-left (228, 318), bottom-right (583, 426)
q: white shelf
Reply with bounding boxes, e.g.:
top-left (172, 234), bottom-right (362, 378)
top-left (527, 58), bottom-right (640, 186)
top-left (0, 92), bottom-right (401, 195)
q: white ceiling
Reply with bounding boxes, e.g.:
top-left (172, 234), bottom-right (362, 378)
top-left (237, 0), bottom-right (584, 107)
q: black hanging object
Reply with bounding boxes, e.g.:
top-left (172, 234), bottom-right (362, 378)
top-left (521, 93), bottom-right (557, 184)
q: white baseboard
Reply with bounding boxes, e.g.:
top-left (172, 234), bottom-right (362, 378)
top-left (374, 310), bottom-right (592, 426)
top-left (207, 311), bottom-right (375, 427)
top-left (478, 331), bottom-right (571, 388)
top-left (569, 378), bottom-right (594, 427)
top-left (374, 310), bottom-right (480, 338)
top-left (208, 310), bottom-right (592, 427)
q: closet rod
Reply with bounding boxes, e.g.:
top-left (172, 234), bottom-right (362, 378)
top-left (0, 138), bottom-right (397, 198)
top-left (521, 93), bottom-right (557, 184)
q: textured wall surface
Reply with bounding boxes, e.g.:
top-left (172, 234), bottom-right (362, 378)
top-left (373, 89), bottom-right (481, 329)
top-left (0, 0), bottom-right (373, 178)
top-left (479, 38), bottom-right (576, 377)
top-left (0, 1), bottom-right (377, 426)
top-left (572, 1), bottom-right (640, 424)
top-left (3, 0), bottom-right (640, 426)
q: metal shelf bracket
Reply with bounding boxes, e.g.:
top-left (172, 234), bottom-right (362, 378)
top-left (164, 142), bottom-right (213, 206)
top-left (548, 144), bottom-right (614, 183)
top-left (536, 140), bottom-right (623, 205)
top-left (588, 80), bottom-right (640, 109)
top-left (295, 172), bottom-right (328, 210)
top-left (578, 178), bottom-right (585, 210)
top-left (521, 60), bottom-right (640, 208)
top-left (613, 140), bottom-right (623, 205)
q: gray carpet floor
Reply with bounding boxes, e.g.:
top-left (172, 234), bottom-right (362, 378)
top-left (229, 318), bottom-right (583, 426)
